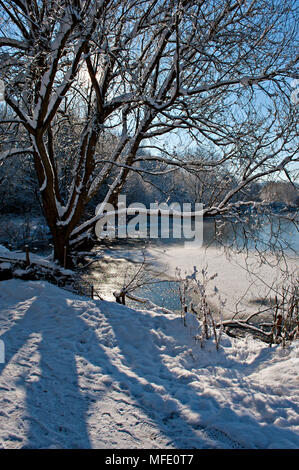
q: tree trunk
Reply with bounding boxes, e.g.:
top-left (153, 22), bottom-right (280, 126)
top-left (52, 232), bottom-right (69, 268)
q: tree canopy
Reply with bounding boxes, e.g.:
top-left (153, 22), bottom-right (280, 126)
top-left (0, 0), bottom-right (298, 265)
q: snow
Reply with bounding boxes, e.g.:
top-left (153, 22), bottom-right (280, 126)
top-left (0, 263), bottom-right (11, 270)
top-left (0, 279), bottom-right (298, 449)
top-left (0, 147), bottom-right (33, 162)
top-left (0, 244), bottom-right (10, 255)
top-left (0, 244), bottom-right (73, 276)
top-left (39, 176), bottom-right (47, 192)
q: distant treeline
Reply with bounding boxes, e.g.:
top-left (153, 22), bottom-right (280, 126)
top-left (0, 149), bottom-right (298, 216)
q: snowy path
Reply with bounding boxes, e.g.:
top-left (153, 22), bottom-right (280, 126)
top-left (0, 280), bottom-right (298, 449)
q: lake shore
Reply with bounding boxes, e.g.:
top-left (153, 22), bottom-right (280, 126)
top-left (147, 243), bottom-right (298, 320)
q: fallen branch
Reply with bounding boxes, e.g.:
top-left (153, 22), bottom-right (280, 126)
top-left (217, 319), bottom-right (273, 339)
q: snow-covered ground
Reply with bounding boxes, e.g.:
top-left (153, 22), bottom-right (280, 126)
top-left (0, 243), bottom-right (72, 275)
top-left (0, 279), bottom-right (298, 449)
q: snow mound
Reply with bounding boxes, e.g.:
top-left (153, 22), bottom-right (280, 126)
top-left (0, 280), bottom-right (298, 449)
top-left (0, 245), bottom-right (10, 255)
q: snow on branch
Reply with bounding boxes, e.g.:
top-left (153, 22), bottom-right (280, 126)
top-left (0, 147), bottom-right (34, 162)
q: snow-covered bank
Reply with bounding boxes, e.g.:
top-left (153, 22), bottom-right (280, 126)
top-left (0, 279), bottom-right (298, 449)
top-left (0, 244), bottom-right (72, 275)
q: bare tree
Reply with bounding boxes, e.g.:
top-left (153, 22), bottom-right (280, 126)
top-left (0, 0), bottom-right (298, 266)
top-left (260, 181), bottom-right (298, 205)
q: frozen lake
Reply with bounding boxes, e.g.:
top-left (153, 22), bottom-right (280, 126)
top-left (86, 215), bottom-right (298, 317)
